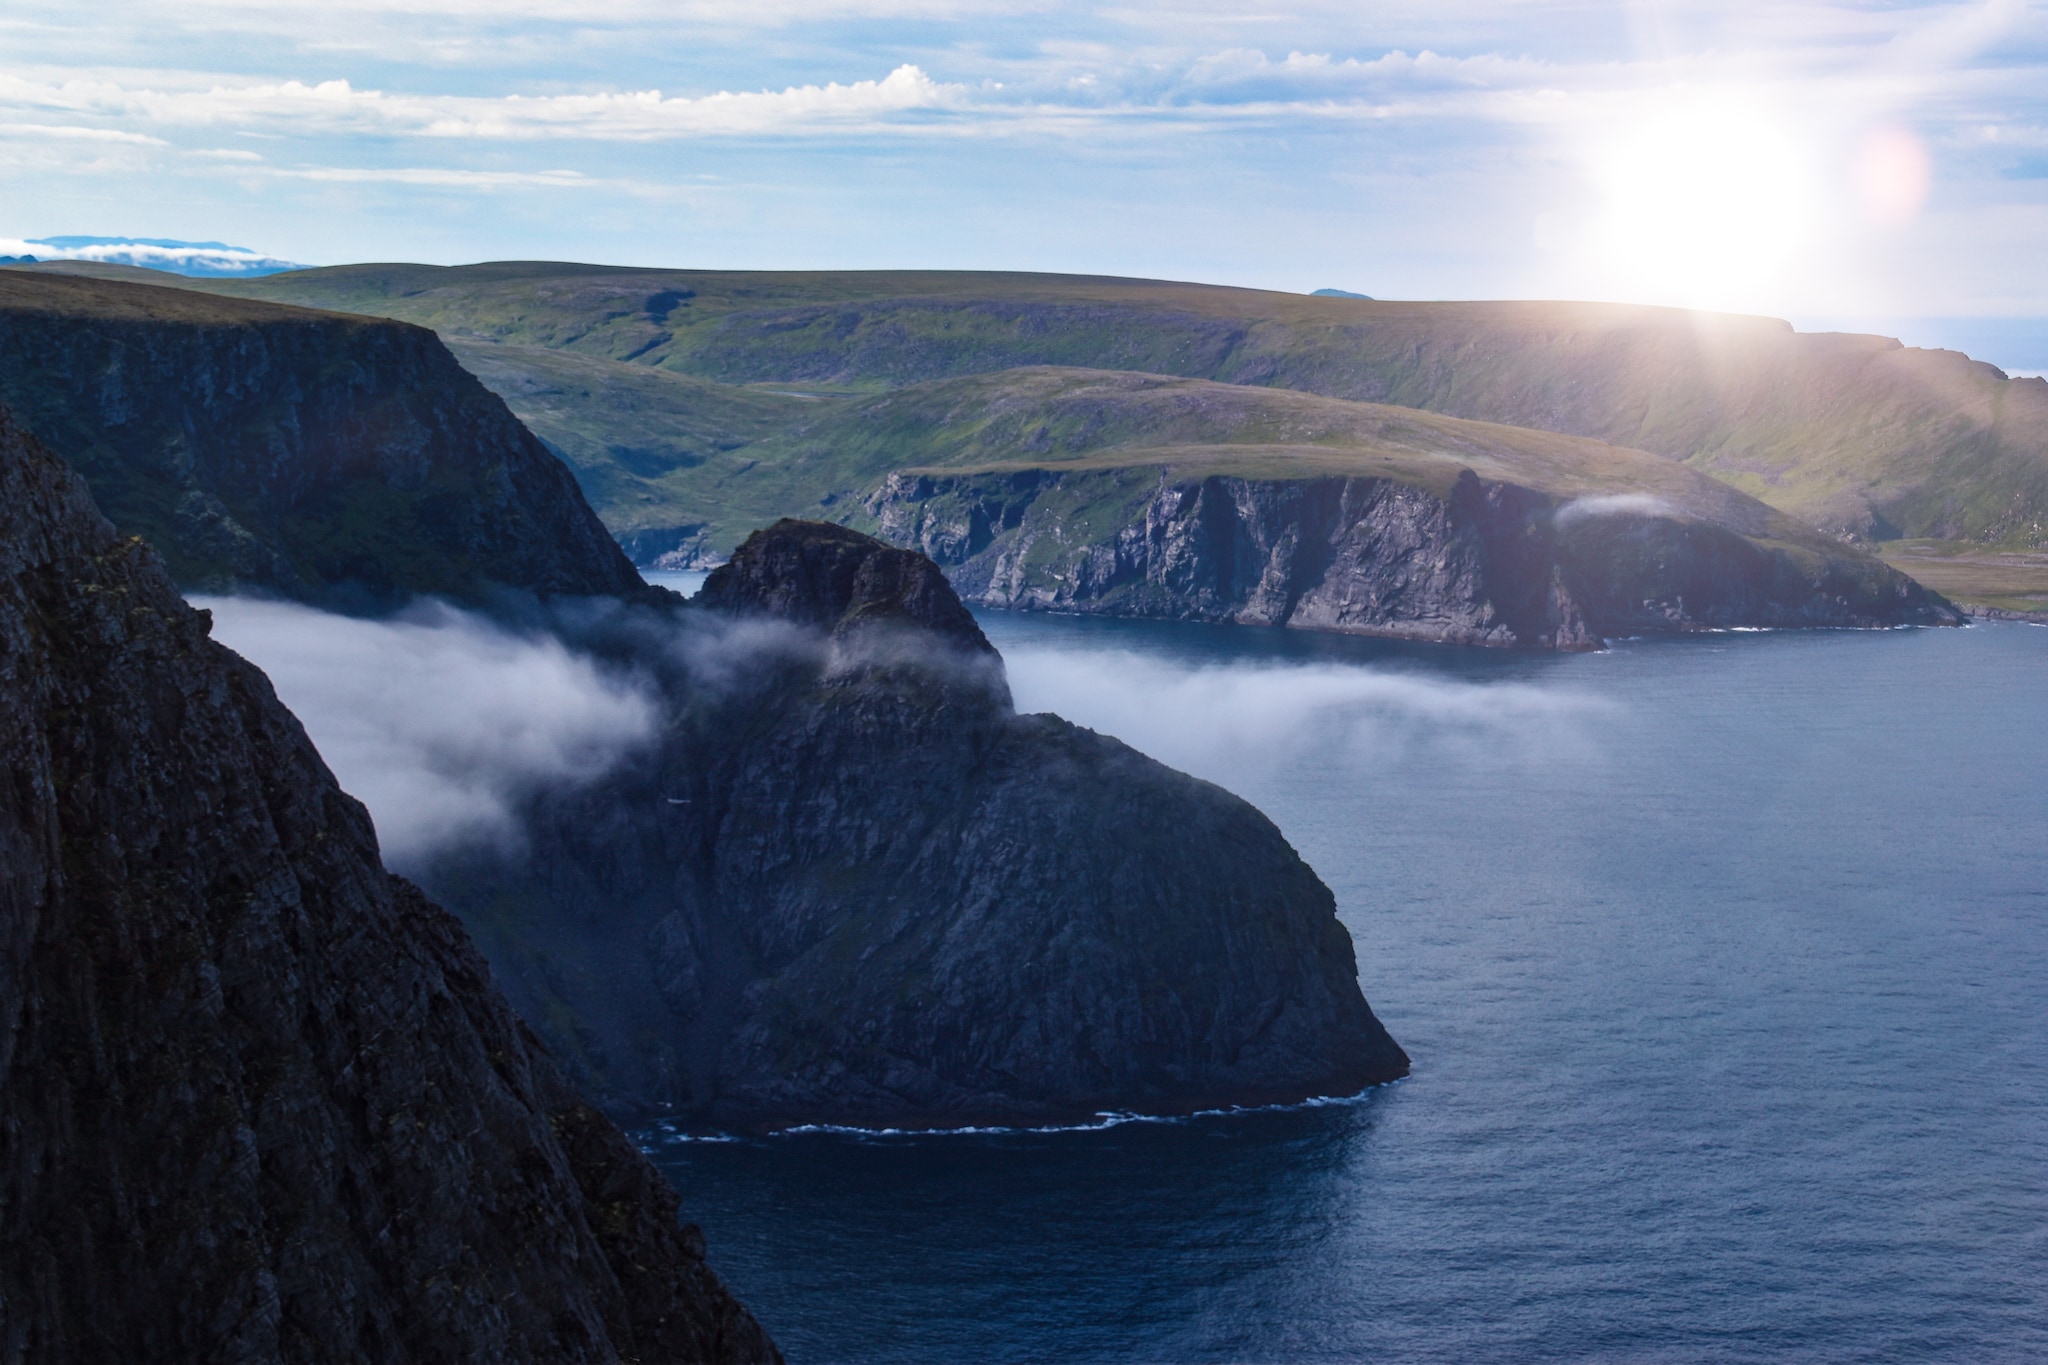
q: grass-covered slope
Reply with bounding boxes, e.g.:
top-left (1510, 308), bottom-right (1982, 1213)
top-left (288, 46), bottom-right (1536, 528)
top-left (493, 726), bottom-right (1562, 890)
top-left (398, 360), bottom-right (1881, 574)
top-left (1876, 540), bottom-right (2048, 618)
top-left (183, 262), bottom-right (2048, 549)
top-left (438, 337), bottom-right (817, 558)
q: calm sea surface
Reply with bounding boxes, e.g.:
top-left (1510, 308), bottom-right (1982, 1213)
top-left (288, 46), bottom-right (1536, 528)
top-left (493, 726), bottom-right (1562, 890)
top-left (638, 611), bottom-right (2048, 1364)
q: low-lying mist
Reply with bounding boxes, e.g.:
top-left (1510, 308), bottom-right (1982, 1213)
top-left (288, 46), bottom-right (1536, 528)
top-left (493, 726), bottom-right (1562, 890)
top-left (203, 588), bottom-right (1607, 869)
top-left (1554, 492), bottom-right (1679, 524)
top-left (200, 596), bottom-right (659, 866)
top-left (997, 643), bottom-right (1608, 791)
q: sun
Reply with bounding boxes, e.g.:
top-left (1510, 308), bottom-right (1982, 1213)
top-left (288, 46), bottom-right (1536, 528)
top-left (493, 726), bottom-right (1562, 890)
top-left (1585, 96), bottom-right (1815, 313)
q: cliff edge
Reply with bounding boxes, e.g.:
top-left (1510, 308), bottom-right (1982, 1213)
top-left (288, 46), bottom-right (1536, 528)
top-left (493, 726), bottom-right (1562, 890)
top-left (0, 398), bottom-right (776, 1363)
top-left (428, 520), bottom-right (1410, 1130)
top-left (0, 271), bottom-right (646, 609)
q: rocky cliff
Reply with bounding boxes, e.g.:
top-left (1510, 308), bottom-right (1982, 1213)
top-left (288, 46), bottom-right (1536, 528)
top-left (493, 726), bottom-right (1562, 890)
top-left (0, 272), bottom-right (646, 608)
top-left (0, 399), bottom-right (776, 1363)
top-left (867, 464), bottom-right (1960, 648)
top-left (425, 521), bottom-right (1409, 1130)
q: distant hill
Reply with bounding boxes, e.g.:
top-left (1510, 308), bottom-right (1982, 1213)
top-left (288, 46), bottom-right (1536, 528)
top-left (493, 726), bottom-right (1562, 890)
top-left (175, 262), bottom-right (2048, 553)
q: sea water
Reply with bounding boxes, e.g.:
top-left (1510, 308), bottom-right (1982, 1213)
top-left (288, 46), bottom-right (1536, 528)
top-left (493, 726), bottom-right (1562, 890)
top-left (641, 616), bottom-right (2048, 1363)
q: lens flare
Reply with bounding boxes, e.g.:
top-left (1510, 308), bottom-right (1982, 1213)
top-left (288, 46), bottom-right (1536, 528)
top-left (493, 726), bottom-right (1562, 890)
top-left (1854, 125), bottom-right (1933, 226)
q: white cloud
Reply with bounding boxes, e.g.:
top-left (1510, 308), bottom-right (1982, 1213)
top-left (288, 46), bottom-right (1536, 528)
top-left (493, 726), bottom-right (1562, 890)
top-left (0, 65), bottom-right (959, 142)
top-left (274, 165), bottom-right (596, 187)
top-left (0, 122), bottom-right (166, 144)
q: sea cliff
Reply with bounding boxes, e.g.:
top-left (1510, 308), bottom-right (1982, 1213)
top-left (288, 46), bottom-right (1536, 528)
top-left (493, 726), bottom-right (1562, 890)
top-left (865, 465), bottom-right (1958, 649)
top-left (0, 271), bottom-right (646, 607)
top-left (426, 521), bottom-right (1410, 1130)
top-left (0, 398), bottom-right (776, 1364)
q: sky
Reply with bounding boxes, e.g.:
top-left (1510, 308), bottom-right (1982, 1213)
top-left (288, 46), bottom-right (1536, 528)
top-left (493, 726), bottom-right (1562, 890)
top-left (2, 1), bottom-right (2045, 323)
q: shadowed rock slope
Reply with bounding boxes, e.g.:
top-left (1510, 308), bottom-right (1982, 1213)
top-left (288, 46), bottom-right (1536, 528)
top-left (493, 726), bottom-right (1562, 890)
top-left (0, 271), bottom-right (646, 608)
top-left (426, 521), bottom-right (1409, 1130)
top-left (0, 399), bottom-right (776, 1363)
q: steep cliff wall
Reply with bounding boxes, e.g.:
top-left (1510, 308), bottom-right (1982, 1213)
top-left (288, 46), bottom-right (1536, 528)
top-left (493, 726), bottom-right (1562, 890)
top-left (424, 522), bottom-right (1409, 1130)
top-left (0, 399), bottom-right (775, 1364)
top-left (0, 272), bottom-right (646, 608)
top-left (865, 465), bottom-right (1959, 648)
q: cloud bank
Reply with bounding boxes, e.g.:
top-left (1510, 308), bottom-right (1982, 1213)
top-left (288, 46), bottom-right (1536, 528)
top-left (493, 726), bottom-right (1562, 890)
top-left (201, 596), bottom-right (657, 865)
top-left (997, 643), bottom-right (1609, 793)
top-left (0, 235), bottom-right (304, 275)
top-left (0, 65), bottom-right (957, 143)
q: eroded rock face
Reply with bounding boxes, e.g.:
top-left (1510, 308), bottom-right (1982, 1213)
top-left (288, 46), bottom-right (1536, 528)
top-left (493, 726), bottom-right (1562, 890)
top-left (0, 400), bottom-right (777, 1365)
top-left (427, 521), bottom-right (1409, 1131)
top-left (866, 467), bottom-right (1961, 648)
top-left (0, 272), bottom-right (648, 608)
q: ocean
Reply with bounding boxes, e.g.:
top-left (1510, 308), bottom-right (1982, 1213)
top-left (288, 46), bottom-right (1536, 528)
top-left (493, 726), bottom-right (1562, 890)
top-left (639, 612), bottom-right (2048, 1363)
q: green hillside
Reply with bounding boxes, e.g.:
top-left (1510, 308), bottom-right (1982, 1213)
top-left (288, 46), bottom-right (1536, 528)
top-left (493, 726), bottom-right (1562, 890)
top-left (564, 365), bottom-right (1867, 567)
top-left (168, 261), bottom-right (2048, 552)
top-left (23, 258), bottom-right (2044, 576)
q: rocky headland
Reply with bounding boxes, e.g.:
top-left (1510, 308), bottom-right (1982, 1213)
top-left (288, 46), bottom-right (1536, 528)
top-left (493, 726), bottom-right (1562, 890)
top-left (0, 398), bottom-right (776, 1363)
top-left (0, 271), bottom-right (646, 608)
top-left (424, 520), bottom-right (1410, 1130)
top-left (847, 370), bottom-right (1959, 648)
top-left (868, 464), bottom-right (1959, 649)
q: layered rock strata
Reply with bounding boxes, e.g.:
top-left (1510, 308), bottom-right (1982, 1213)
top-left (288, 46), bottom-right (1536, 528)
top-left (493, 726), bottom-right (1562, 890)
top-left (0, 399), bottom-right (776, 1364)
top-left (428, 520), bottom-right (1409, 1130)
top-left (867, 467), bottom-right (1961, 648)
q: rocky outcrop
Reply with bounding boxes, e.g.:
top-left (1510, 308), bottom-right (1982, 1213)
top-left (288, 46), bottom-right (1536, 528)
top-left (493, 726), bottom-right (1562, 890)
top-left (0, 399), bottom-right (776, 1363)
top-left (867, 466), bottom-right (1961, 648)
top-left (696, 518), bottom-right (998, 654)
top-left (0, 272), bottom-right (647, 608)
top-left (424, 521), bottom-right (1408, 1130)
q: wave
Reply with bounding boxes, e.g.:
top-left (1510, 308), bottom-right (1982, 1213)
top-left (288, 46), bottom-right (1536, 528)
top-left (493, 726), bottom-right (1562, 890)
top-left (636, 1078), bottom-right (1407, 1147)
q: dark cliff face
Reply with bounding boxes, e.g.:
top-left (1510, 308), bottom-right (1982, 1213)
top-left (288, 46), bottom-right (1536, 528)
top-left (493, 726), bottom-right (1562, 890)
top-left (426, 521), bottom-right (1408, 1130)
top-left (697, 517), bottom-right (998, 655)
top-left (866, 467), bottom-right (1961, 649)
top-left (0, 272), bottom-right (646, 609)
top-left (0, 401), bottom-right (776, 1364)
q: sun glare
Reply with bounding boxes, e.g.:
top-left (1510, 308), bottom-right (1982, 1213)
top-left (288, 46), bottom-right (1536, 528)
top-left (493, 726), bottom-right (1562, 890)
top-left (1587, 97), bottom-right (1814, 312)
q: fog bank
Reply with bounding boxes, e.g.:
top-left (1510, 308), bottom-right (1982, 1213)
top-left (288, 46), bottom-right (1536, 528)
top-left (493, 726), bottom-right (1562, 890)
top-left (998, 644), bottom-right (1608, 792)
top-left (200, 596), bottom-right (657, 866)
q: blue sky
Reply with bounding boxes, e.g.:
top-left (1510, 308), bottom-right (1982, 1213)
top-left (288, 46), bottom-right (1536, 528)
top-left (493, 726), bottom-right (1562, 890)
top-left (2, 1), bottom-right (2044, 324)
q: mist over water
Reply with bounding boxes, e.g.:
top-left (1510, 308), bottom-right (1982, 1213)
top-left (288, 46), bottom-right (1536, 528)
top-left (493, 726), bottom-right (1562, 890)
top-left (199, 596), bottom-right (658, 865)
top-left (648, 615), bottom-right (2048, 1364)
top-left (999, 638), bottom-right (1608, 790)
